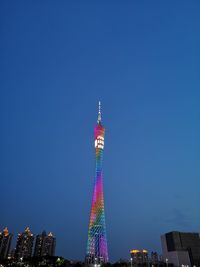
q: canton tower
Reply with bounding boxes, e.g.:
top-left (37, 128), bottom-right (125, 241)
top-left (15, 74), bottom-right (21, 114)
top-left (86, 102), bottom-right (109, 265)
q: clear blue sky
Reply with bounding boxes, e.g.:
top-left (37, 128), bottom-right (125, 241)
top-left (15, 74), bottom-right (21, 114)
top-left (1, 1), bottom-right (200, 262)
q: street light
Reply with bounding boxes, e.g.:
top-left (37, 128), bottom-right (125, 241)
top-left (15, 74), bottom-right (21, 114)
top-left (166, 258), bottom-right (168, 267)
top-left (20, 257), bottom-right (23, 266)
top-left (94, 257), bottom-right (97, 267)
top-left (130, 257), bottom-right (133, 267)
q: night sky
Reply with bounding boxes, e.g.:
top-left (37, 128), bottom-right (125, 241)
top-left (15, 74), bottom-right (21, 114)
top-left (1, 1), bottom-right (200, 262)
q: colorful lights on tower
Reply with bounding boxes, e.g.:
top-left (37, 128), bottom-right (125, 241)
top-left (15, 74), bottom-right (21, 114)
top-left (86, 101), bottom-right (109, 265)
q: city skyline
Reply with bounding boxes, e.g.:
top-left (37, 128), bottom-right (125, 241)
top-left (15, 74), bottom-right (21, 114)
top-left (1, 1), bottom-right (200, 262)
top-left (0, 227), bottom-right (56, 260)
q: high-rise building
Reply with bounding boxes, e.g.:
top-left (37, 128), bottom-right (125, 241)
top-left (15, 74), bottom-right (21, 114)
top-left (34, 231), bottom-right (56, 257)
top-left (34, 231), bottom-right (45, 257)
top-left (161, 231), bottom-right (200, 267)
top-left (42, 232), bottom-right (56, 257)
top-left (86, 102), bottom-right (109, 265)
top-left (15, 227), bottom-right (34, 260)
top-left (130, 249), bottom-right (148, 265)
top-left (0, 227), bottom-right (12, 259)
top-left (151, 251), bottom-right (159, 265)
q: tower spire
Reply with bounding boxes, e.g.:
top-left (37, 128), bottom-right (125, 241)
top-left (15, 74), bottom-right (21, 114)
top-left (97, 101), bottom-right (101, 124)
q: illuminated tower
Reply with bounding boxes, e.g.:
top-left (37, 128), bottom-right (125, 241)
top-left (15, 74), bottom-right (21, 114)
top-left (86, 102), bottom-right (108, 265)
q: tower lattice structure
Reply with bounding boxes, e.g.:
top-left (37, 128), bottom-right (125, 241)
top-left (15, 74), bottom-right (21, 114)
top-left (86, 102), bottom-right (108, 265)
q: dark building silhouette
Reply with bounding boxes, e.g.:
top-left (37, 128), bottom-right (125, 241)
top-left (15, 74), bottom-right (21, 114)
top-left (9, 248), bottom-right (15, 259)
top-left (34, 231), bottom-right (46, 257)
top-left (130, 249), bottom-right (148, 265)
top-left (15, 227), bottom-right (34, 260)
top-left (42, 232), bottom-right (56, 256)
top-left (34, 231), bottom-right (56, 257)
top-left (151, 251), bottom-right (159, 265)
top-left (161, 231), bottom-right (200, 267)
top-left (0, 227), bottom-right (12, 259)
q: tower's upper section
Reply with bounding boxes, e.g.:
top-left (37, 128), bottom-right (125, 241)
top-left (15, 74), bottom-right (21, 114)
top-left (97, 101), bottom-right (101, 124)
top-left (94, 101), bottom-right (105, 149)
